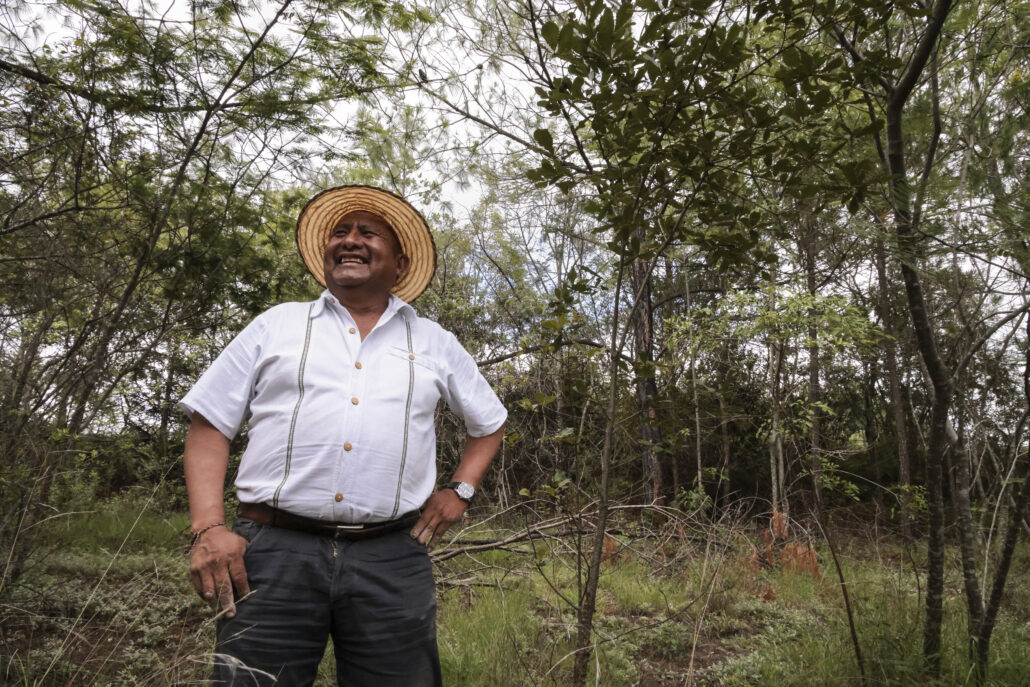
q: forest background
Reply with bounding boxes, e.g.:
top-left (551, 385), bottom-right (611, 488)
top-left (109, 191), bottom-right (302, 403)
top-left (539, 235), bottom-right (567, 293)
top-left (2, 0), bottom-right (1030, 685)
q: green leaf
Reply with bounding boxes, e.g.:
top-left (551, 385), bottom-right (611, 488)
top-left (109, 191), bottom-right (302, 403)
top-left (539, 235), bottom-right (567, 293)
top-left (533, 392), bottom-right (557, 406)
top-left (641, 18), bottom-right (665, 44)
top-left (541, 21), bottom-right (559, 50)
top-left (596, 8), bottom-right (615, 52)
top-left (557, 22), bottom-right (576, 54)
top-left (533, 127), bottom-right (554, 151)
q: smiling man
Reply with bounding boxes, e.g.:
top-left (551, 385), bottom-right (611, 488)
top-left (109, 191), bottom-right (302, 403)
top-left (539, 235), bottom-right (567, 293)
top-left (180, 186), bottom-right (506, 686)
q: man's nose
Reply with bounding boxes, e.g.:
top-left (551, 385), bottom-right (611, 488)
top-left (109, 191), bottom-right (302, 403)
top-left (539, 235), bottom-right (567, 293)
top-left (338, 227), bottom-right (363, 246)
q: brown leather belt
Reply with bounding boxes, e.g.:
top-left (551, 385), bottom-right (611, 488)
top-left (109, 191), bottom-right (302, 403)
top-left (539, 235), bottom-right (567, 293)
top-left (238, 502), bottom-right (420, 541)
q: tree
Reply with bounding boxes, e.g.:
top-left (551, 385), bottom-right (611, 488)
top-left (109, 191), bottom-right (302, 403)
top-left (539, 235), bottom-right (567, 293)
top-left (831, 0), bottom-right (1030, 677)
top-left (0, 0), bottom-right (420, 593)
top-left (408, 0), bottom-right (872, 678)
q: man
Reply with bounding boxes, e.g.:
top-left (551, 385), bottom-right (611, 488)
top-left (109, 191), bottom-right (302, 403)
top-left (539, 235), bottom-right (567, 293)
top-left (180, 185), bottom-right (506, 686)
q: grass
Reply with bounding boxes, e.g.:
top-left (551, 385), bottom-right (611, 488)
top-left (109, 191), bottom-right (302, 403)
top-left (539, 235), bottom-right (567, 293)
top-left (3, 496), bottom-right (1030, 686)
top-left (1, 491), bottom-right (210, 686)
top-left (700, 541), bottom-right (1030, 687)
top-left (41, 503), bottom-right (189, 553)
top-left (439, 584), bottom-right (545, 685)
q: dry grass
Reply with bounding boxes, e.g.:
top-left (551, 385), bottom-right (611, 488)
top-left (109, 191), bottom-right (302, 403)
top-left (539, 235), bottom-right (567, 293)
top-left (4, 499), bottom-right (1030, 686)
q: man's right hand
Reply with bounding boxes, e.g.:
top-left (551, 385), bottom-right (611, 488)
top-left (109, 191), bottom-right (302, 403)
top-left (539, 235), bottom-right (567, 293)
top-left (188, 525), bottom-right (250, 618)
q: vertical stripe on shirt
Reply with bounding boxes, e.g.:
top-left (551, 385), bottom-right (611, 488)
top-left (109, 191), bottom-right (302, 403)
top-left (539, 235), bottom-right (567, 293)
top-left (272, 302), bottom-right (315, 510)
top-left (390, 318), bottom-right (416, 518)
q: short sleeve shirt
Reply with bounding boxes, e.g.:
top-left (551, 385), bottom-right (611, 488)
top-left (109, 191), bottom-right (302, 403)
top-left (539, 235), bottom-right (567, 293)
top-left (180, 291), bottom-right (507, 522)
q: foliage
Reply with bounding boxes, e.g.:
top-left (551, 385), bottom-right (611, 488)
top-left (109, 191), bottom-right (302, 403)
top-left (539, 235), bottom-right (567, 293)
top-left (3, 0), bottom-right (1030, 682)
top-left (0, 0), bottom-right (422, 594)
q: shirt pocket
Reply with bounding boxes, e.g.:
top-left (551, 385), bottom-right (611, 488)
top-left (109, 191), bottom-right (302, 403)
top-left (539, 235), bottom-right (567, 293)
top-left (384, 346), bottom-right (444, 408)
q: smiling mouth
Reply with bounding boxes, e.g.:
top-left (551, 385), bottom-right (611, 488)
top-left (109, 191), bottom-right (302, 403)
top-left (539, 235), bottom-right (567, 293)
top-left (336, 255), bottom-right (368, 265)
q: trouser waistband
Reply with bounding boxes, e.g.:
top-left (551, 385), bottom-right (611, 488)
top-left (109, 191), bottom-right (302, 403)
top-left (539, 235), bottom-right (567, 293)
top-left (237, 502), bottom-right (419, 540)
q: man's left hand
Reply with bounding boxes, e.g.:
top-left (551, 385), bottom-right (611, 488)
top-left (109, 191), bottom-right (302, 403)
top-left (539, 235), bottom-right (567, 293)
top-left (411, 488), bottom-right (467, 550)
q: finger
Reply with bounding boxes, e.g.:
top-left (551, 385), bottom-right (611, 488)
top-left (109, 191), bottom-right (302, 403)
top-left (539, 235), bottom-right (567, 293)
top-left (229, 555), bottom-right (250, 599)
top-left (409, 516), bottom-right (431, 540)
top-left (189, 564), bottom-right (204, 598)
top-left (414, 505), bottom-right (443, 537)
top-left (198, 566), bottom-right (217, 604)
top-left (216, 571), bottom-right (236, 618)
top-left (428, 526), bottom-right (445, 550)
top-left (422, 507), bottom-right (448, 543)
top-left (431, 513), bottom-right (460, 548)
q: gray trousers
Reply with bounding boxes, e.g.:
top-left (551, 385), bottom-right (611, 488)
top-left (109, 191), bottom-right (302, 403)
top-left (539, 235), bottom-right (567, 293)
top-left (213, 517), bottom-right (442, 687)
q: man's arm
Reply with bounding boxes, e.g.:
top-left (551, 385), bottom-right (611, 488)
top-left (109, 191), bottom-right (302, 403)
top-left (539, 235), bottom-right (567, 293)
top-left (184, 413), bottom-right (250, 617)
top-left (411, 425), bottom-right (504, 550)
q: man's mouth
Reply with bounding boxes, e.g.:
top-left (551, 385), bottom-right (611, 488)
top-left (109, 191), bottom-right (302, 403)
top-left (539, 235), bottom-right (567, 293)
top-left (336, 255), bottom-right (368, 265)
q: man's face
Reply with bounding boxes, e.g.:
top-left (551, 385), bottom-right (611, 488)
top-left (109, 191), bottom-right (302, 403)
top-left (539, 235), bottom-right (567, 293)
top-left (322, 211), bottom-right (410, 296)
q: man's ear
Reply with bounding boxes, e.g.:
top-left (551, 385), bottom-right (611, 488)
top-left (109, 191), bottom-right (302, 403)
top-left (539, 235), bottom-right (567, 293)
top-left (396, 253), bottom-right (411, 279)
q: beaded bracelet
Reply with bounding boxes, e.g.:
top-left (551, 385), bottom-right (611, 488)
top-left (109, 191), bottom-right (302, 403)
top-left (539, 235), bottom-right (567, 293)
top-left (187, 522), bottom-right (226, 554)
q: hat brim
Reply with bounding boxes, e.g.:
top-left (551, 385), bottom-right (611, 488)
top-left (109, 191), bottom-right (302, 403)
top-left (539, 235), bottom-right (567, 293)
top-left (296, 185), bottom-right (437, 303)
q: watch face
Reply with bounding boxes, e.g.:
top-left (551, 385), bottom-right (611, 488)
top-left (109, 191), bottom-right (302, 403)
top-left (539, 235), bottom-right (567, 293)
top-left (454, 482), bottom-right (474, 500)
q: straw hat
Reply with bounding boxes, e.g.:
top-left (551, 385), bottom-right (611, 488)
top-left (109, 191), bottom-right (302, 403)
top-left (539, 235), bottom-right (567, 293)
top-left (296, 185), bottom-right (437, 303)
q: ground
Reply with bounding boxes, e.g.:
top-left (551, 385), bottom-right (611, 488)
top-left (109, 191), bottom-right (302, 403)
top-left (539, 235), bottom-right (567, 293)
top-left (3, 496), bottom-right (1029, 686)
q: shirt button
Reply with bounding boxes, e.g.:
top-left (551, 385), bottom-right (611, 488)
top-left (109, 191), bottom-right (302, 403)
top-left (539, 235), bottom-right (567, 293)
top-left (408, 354), bottom-right (415, 360)
top-left (355, 362), bottom-right (362, 369)
top-left (351, 397), bottom-right (359, 405)
top-left (344, 442), bottom-right (352, 451)
top-left (335, 493), bottom-right (343, 502)
top-left (348, 327), bottom-right (356, 334)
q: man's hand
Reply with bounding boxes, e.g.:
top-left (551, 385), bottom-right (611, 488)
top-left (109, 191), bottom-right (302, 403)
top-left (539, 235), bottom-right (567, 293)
top-left (411, 489), bottom-right (467, 550)
top-left (189, 525), bottom-right (250, 618)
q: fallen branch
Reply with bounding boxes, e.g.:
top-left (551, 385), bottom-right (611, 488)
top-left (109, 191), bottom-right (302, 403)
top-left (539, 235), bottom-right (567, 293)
top-left (431, 502), bottom-right (732, 561)
top-left (431, 514), bottom-right (579, 562)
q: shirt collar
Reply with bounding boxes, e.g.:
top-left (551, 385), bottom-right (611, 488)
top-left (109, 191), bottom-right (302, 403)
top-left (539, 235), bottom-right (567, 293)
top-left (310, 290), bottom-right (415, 321)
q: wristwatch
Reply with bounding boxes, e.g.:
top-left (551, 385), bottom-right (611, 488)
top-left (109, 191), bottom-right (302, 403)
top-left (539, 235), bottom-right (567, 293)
top-left (445, 481), bottom-right (475, 503)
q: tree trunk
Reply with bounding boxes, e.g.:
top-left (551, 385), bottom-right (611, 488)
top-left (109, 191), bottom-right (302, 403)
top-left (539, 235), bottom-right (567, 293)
top-left (716, 291), bottom-right (733, 510)
top-left (876, 2), bottom-right (954, 670)
top-left (686, 274), bottom-right (704, 497)
top-left (718, 393), bottom-right (732, 507)
top-left (968, 306), bottom-right (1030, 683)
top-left (768, 334), bottom-right (787, 517)
top-left (803, 223), bottom-right (824, 518)
top-left (632, 244), bottom-right (662, 504)
top-left (572, 259), bottom-right (626, 685)
top-left (875, 240), bottom-right (914, 539)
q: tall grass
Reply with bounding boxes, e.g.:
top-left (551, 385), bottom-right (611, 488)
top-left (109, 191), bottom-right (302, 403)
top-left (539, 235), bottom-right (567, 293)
top-left (0, 491), bottom-right (210, 686)
top-left (439, 584), bottom-right (546, 685)
top-left (700, 543), bottom-right (1030, 687)
top-left (41, 492), bottom-right (189, 552)
top-left (4, 498), bottom-right (1030, 686)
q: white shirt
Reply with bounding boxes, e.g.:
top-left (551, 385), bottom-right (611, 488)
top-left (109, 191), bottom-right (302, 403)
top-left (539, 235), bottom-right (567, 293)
top-left (179, 291), bottom-right (507, 522)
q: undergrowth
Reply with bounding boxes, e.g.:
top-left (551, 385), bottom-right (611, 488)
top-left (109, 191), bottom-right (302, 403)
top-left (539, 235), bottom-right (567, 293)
top-left (2, 496), bottom-right (1029, 686)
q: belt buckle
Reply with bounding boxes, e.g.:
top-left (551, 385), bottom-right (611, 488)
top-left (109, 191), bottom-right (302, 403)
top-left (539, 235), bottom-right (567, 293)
top-left (331, 522), bottom-right (366, 537)
top-left (329, 523), bottom-right (366, 535)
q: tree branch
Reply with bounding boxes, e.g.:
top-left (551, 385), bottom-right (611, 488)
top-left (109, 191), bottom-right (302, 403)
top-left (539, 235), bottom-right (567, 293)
top-left (890, 0), bottom-right (954, 109)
